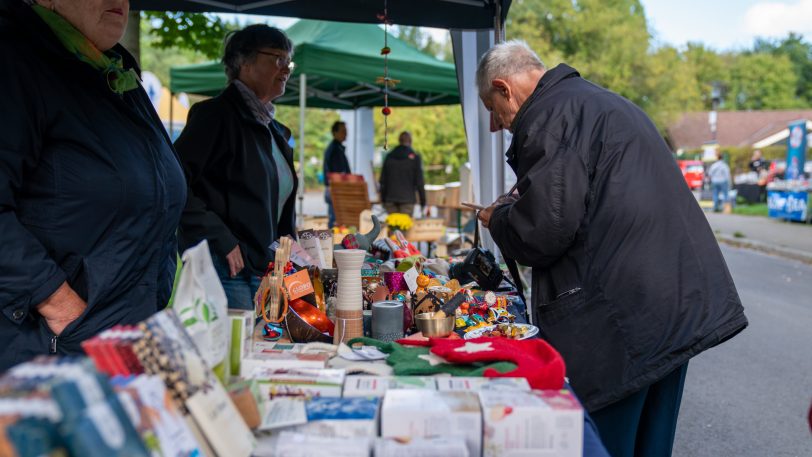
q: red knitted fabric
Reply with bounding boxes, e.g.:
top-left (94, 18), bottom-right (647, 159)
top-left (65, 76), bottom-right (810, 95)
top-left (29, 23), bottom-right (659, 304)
top-left (425, 337), bottom-right (566, 390)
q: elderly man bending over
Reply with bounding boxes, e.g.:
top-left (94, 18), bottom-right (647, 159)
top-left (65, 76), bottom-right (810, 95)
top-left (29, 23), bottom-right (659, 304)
top-left (476, 40), bottom-right (747, 457)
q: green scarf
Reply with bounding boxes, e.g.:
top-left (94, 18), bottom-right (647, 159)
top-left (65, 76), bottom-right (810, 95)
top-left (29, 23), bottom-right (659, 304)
top-left (32, 4), bottom-right (139, 95)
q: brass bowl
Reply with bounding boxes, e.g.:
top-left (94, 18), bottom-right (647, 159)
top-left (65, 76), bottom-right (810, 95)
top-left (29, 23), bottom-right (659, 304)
top-left (285, 299), bottom-right (334, 344)
top-left (414, 312), bottom-right (455, 338)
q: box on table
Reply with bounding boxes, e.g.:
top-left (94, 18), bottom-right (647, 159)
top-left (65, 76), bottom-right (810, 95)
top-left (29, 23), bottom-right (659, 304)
top-left (435, 377), bottom-right (531, 392)
top-left (381, 390), bottom-right (481, 457)
top-left (374, 436), bottom-right (470, 457)
top-left (240, 351), bottom-right (329, 378)
top-left (292, 397), bottom-right (379, 439)
top-left (479, 389), bottom-right (583, 457)
top-left (342, 375), bottom-right (437, 397)
top-left (444, 182), bottom-right (461, 208)
top-left (254, 368), bottom-right (345, 401)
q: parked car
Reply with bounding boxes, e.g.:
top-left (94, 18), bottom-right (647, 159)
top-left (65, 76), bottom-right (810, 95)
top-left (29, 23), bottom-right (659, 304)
top-left (678, 160), bottom-right (705, 190)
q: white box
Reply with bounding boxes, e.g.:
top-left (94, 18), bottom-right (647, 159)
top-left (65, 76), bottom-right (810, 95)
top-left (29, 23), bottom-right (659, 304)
top-left (240, 351), bottom-right (329, 378)
top-left (479, 389), bottom-right (583, 457)
top-left (254, 368), bottom-right (345, 400)
top-left (435, 377), bottom-right (531, 392)
top-left (293, 397), bottom-right (379, 438)
top-left (342, 376), bottom-right (437, 397)
top-left (381, 390), bottom-right (481, 457)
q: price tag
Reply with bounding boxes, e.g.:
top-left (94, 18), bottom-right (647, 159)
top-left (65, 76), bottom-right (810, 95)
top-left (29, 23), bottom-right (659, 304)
top-left (404, 267), bottom-right (419, 293)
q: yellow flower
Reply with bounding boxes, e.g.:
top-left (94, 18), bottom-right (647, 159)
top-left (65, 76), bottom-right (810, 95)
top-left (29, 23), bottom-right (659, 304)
top-left (386, 213), bottom-right (413, 232)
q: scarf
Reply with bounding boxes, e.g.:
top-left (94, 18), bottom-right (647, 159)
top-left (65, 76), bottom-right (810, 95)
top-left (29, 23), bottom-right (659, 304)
top-left (32, 4), bottom-right (139, 95)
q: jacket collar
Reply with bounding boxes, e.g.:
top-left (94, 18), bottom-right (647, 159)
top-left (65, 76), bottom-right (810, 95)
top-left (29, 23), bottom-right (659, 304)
top-left (505, 63), bottom-right (580, 170)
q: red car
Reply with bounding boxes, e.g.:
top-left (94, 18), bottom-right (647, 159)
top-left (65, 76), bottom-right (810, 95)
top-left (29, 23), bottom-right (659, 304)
top-left (678, 160), bottom-right (704, 190)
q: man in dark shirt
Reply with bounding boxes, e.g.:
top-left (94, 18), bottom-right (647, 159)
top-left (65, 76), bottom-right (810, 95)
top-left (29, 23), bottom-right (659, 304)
top-left (323, 121), bottom-right (351, 227)
top-left (379, 131), bottom-right (427, 216)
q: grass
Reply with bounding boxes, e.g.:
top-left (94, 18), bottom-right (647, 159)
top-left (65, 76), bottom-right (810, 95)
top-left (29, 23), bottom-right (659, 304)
top-left (732, 203), bottom-right (769, 217)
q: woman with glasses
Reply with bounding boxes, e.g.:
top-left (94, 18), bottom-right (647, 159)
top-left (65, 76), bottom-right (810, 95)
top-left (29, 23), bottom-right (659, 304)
top-left (175, 25), bottom-right (298, 310)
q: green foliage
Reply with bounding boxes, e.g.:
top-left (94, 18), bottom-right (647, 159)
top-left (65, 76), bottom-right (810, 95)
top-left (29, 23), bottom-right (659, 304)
top-left (733, 203), bottom-right (768, 217)
top-left (726, 53), bottom-right (801, 110)
top-left (753, 33), bottom-right (812, 105)
top-left (142, 12), bottom-right (237, 60)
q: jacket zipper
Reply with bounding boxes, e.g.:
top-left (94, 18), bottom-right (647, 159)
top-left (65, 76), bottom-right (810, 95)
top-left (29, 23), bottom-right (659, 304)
top-left (50, 335), bottom-right (58, 354)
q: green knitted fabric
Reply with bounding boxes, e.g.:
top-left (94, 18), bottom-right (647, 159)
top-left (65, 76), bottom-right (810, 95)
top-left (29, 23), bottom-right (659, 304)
top-left (348, 337), bottom-right (516, 376)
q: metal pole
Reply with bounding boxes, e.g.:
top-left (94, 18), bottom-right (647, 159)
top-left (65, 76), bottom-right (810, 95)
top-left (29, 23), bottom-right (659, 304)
top-left (169, 92), bottom-right (174, 139)
top-left (298, 73), bottom-right (306, 225)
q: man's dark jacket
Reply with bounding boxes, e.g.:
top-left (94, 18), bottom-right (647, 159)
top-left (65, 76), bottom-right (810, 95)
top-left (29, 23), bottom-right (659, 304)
top-left (175, 84), bottom-right (298, 275)
top-left (379, 146), bottom-right (427, 206)
top-left (0, 0), bottom-right (186, 371)
top-left (489, 64), bottom-right (748, 412)
top-left (322, 139), bottom-right (351, 184)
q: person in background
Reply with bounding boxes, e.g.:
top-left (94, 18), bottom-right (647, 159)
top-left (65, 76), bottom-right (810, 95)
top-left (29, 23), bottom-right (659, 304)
top-left (175, 24), bottom-right (298, 310)
top-left (708, 152), bottom-right (731, 212)
top-left (379, 131), bottom-right (427, 216)
top-left (0, 0), bottom-right (186, 371)
top-left (475, 40), bottom-right (747, 457)
top-left (323, 121), bottom-right (351, 228)
top-left (749, 149), bottom-right (766, 174)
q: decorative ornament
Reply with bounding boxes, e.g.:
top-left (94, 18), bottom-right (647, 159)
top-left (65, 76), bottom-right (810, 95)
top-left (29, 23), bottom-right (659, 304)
top-left (379, 0), bottom-right (392, 150)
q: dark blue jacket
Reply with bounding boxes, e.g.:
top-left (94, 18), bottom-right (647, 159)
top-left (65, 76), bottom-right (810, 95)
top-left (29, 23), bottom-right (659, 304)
top-left (489, 65), bottom-right (747, 411)
top-left (0, 0), bottom-right (186, 371)
top-left (323, 139), bottom-right (351, 184)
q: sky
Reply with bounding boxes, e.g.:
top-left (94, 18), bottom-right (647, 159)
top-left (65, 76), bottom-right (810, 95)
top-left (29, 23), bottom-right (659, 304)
top-left (219, 0), bottom-right (812, 51)
top-left (641, 0), bottom-right (812, 50)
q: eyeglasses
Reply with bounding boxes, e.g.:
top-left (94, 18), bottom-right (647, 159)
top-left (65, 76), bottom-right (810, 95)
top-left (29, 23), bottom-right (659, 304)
top-left (256, 50), bottom-right (294, 70)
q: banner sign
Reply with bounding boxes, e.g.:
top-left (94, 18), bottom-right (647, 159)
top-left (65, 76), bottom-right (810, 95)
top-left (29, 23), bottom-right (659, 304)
top-left (767, 190), bottom-right (808, 221)
top-left (785, 120), bottom-right (807, 180)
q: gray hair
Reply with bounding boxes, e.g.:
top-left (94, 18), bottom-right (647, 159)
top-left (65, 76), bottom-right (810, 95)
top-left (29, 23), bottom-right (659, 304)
top-left (476, 40), bottom-right (545, 96)
top-left (222, 24), bottom-right (292, 82)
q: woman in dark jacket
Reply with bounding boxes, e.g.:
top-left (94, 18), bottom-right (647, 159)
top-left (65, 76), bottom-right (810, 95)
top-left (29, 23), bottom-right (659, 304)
top-left (175, 25), bottom-right (298, 310)
top-left (0, 0), bottom-right (186, 371)
top-left (477, 41), bottom-right (747, 457)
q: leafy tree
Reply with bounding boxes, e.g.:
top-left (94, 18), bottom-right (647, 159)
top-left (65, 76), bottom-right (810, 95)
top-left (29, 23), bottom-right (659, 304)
top-left (684, 42), bottom-right (731, 110)
top-left (726, 53), bottom-right (801, 110)
top-left (641, 46), bottom-right (702, 129)
top-left (753, 33), bottom-right (812, 104)
top-left (142, 12), bottom-right (237, 60)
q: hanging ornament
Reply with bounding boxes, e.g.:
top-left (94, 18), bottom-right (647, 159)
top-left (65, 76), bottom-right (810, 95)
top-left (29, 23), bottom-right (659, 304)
top-left (379, 0), bottom-right (392, 150)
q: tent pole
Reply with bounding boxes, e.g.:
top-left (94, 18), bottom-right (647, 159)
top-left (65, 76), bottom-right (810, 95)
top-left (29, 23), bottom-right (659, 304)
top-left (297, 73), bottom-right (306, 226)
top-left (169, 92), bottom-right (174, 139)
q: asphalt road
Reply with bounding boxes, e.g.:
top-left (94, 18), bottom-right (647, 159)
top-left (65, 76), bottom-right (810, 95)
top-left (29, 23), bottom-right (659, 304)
top-left (673, 245), bottom-right (812, 457)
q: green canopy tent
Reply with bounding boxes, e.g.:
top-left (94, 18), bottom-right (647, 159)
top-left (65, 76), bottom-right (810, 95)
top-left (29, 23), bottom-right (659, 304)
top-left (169, 19), bottom-right (460, 220)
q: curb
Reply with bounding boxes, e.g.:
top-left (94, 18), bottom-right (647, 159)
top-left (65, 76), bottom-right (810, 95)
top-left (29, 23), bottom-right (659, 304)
top-left (715, 233), bottom-right (812, 265)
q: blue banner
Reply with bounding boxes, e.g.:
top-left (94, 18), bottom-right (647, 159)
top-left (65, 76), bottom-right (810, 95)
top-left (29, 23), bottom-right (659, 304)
top-left (768, 190), bottom-right (808, 221)
top-left (785, 120), bottom-right (807, 180)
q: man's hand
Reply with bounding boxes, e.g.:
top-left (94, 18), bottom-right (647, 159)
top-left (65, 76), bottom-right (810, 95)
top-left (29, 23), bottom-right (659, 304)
top-left (477, 194), bottom-right (518, 229)
top-left (36, 282), bottom-right (87, 336)
top-left (226, 244), bottom-right (245, 278)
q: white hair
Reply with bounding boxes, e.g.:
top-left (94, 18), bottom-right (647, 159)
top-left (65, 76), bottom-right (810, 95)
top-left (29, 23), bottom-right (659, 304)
top-left (476, 40), bottom-right (546, 96)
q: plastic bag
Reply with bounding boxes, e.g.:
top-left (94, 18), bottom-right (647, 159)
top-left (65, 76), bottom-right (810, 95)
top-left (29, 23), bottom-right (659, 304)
top-left (173, 240), bottom-right (230, 381)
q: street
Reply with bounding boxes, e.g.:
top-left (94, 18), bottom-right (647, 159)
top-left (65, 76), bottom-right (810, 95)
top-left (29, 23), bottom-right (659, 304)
top-left (673, 245), bottom-right (812, 457)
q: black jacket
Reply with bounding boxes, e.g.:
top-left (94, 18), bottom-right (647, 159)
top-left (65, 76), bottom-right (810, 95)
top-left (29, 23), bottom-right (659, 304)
top-left (175, 84), bottom-right (298, 275)
top-left (489, 64), bottom-right (747, 412)
top-left (0, 0), bottom-right (186, 370)
top-left (323, 139), bottom-right (351, 184)
top-left (380, 146), bottom-right (427, 206)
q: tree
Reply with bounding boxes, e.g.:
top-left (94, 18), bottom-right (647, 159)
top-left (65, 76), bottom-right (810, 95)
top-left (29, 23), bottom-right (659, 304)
top-left (683, 42), bottom-right (731, 110)
top-left (726, 53), bottom-right (801, 110)
top-left (142, 12), bottom-right (236, 60)
top-left (753, 33), bottom-right (812, 105)
top-left (641, 46), bottom-right (702, 129)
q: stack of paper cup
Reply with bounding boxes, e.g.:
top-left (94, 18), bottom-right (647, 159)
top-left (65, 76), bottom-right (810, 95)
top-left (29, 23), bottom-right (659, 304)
top-left (333, 249), bottom-right (366, 344)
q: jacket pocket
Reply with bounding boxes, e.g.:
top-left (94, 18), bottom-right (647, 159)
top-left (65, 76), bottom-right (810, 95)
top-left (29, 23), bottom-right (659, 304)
top-left (535, 290), bottom-right (631, 408)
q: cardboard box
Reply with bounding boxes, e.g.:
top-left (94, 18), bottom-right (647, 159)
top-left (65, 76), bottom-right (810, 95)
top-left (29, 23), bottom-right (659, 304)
top-left (381, 390), bottom-right (481, 457)
top-left (254, 368), bottom-right (345, 401)
top-left (342, 376), bottom-right (437, 397)
top-left (479, 389), bottom-right (583, 457)
top-left (435, 377), bottom-right (531, 393)
top-left (293, 397), bottom-right (379, 438)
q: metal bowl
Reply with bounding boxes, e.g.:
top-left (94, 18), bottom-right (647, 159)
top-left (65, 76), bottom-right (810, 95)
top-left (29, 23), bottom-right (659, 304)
top-left (285, 298), bottom-right (334, 344)
top-left (414, 312), bottom-right (456, 338)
